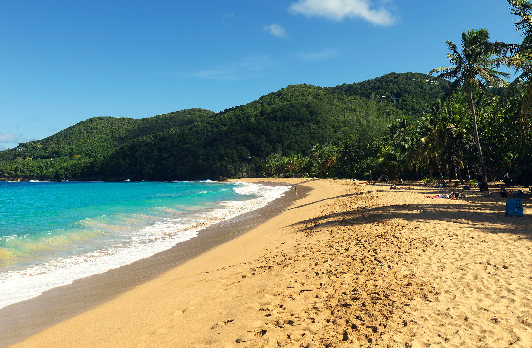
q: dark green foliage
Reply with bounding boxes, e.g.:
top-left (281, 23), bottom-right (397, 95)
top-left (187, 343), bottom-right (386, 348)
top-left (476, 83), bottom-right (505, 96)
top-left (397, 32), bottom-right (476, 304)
top-left (98, 84), bottom-right (404, 181)
top-left (0, 109), bottom-right (215, 181)
top-left (379, 82), bottom-right (532, 185)
top-left (330, 72), bottom-right (451, 118)
top-left (0, 73), bottom-right (449, 181)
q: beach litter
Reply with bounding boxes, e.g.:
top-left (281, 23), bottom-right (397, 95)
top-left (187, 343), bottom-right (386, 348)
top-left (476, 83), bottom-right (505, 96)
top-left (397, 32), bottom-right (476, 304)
top-left (426, 192), bottom-right (465, 199)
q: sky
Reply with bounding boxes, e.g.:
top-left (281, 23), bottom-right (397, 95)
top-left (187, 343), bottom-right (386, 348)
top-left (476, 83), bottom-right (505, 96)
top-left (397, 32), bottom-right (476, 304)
top-left (0, 0), bottom-right (524, 150)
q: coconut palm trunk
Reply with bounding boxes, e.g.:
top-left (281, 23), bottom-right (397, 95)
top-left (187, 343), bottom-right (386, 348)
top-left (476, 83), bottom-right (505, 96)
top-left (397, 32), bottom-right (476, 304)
top-left (429, 29), bottom-right (508, 185)
top-left (465, 88), bottom-right (487, 180)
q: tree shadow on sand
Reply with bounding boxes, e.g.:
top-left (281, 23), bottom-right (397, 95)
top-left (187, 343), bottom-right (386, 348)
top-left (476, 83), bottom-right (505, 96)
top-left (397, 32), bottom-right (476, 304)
top-left (289, 189), bottom-right (532, 241)
top-left (286, 192), bottom-right (365, 211)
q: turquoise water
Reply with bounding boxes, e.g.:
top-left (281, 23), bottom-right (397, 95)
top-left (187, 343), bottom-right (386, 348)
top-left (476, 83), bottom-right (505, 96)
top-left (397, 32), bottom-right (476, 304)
top-left (0, 180), bottom-right (290, 309)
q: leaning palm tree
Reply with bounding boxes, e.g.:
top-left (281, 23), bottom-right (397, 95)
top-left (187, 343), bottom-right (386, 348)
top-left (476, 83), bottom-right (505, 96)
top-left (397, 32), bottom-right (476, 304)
top-left (508, 0), bottom-right (532, 43)
top-left (429, 29), bottom-right (509, 182)
top-left (501, 1), bottom-right (532, 148)
top-left (503, 51), bottom-right (532, 147)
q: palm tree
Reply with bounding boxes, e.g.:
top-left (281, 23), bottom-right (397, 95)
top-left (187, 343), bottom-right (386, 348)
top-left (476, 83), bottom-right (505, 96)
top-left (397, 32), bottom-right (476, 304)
top-left (429, 29), bottom-right (509, 182)
top-left (508, 0), bottom-right (532, 41)
top-left (502, 1), bottom-right (532, 148)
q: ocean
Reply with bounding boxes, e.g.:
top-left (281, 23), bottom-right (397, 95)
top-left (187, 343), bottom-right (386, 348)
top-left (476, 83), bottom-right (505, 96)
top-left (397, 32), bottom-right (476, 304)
top-left (0, 180), bottom-right (290, 310)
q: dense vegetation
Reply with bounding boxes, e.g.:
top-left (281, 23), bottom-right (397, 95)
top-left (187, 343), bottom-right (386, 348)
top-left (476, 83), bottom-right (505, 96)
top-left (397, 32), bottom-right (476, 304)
top-left (0, 109), bottom-right (216, 181)
top-left (330, 72), bottom-right (447, 118)
top-left (386, 0), bottom-right (532, 185)
top-left (1, 0), bottom-right (532, 185)
top-left (0, 73), bottom-right (450, 181)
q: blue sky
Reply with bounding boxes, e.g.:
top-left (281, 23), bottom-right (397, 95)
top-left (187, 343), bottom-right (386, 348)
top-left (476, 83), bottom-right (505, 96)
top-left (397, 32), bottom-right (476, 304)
top-left (0, 0), bottom-right (523, 150)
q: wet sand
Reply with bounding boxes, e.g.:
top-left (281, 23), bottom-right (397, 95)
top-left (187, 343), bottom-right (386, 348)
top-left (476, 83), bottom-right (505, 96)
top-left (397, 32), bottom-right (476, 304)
top-left (6, 179), bottom-right (532, 347)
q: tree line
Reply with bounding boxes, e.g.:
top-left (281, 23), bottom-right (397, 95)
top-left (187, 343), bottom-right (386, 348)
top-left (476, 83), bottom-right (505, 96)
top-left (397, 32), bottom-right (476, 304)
top-left (0, 74), bottom-right (447, 182)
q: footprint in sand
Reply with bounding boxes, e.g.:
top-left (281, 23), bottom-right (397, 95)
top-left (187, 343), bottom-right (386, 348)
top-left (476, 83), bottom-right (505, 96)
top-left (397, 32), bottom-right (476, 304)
top-left (211, 319), bottom-right (235, 329)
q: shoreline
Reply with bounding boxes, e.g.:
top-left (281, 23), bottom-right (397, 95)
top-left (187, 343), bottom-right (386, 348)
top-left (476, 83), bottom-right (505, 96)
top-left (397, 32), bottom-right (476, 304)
top-left (6, 179), bottom-right (532, 347)
top-left (0, 179), bottom-right (309, 347)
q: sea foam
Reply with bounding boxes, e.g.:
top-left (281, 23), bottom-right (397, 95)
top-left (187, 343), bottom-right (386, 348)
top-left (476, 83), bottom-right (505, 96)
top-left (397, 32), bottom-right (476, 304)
top-left (0, 182), bottom-right (290, 309)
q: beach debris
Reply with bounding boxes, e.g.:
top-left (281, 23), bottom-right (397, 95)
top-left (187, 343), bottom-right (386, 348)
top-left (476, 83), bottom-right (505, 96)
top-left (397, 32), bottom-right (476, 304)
top-left (426, 192), bottom-right (465, 199)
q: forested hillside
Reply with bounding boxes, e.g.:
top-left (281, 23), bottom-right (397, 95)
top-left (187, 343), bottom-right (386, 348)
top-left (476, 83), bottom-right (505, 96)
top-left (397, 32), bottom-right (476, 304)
top-left (99, 84), bottom-right (404, 180)
top-left (0, 73), bottom-right (450, 181)
top-left (331, 72), bottom-right (451, 117)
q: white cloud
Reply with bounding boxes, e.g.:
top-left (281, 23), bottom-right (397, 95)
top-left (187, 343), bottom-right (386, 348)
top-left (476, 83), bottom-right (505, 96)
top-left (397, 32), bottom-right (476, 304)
top-left (289, 0), bottom-right (396, 26)
top-left (298, 49), bottom-right (340, 62)
top-left (0, 133), bottom-right (16, 143)
top-left (194, 55), bottom-right (274, 81)
top-left (194, 69), bottom-right (239, 80)
top-left (264, 23), bottom-right (288, 38)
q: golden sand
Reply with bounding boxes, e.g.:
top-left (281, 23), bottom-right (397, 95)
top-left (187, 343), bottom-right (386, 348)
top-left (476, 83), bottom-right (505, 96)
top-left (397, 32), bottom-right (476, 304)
top-left (9, 179), bottom-right (532, 347)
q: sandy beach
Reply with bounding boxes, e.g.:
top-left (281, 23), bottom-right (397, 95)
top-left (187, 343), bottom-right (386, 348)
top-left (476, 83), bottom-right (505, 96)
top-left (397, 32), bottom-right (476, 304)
top-left (5, 178), bottom-right (532, 347)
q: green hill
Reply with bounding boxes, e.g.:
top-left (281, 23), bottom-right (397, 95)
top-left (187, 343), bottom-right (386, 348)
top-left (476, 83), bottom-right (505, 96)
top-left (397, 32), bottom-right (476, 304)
top-left (330, 72), bottom-right (451, 117)
top-left (0, 73), bottom-right (449, 181)
top-left (99, 84), bottom-right (401, 180)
